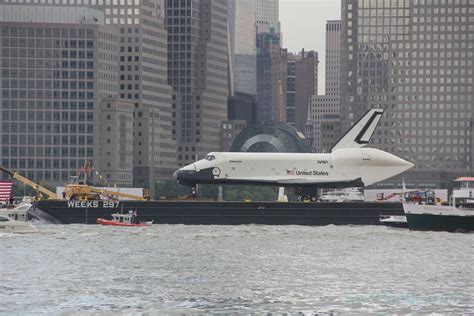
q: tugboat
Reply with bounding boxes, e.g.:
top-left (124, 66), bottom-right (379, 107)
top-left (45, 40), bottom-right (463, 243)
top-left (403, 177), bottom-right (474, 232)
top-left (403, 204), bottom-right (474, 232)
top-left (97, 211), bottom-right (153, 227)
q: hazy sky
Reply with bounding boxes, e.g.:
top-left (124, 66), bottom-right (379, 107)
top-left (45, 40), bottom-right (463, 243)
top-left (280, 0), bottom-right (341, 94)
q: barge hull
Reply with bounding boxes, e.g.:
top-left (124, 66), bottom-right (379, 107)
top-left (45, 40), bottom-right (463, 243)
top-left (34, 200), bottom-right (403, 226)
top-left (405, 213), bottom-right (474, 232)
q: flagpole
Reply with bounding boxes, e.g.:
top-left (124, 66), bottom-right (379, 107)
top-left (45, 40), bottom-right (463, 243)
top-left (401, 177), bottom-right (406, 202)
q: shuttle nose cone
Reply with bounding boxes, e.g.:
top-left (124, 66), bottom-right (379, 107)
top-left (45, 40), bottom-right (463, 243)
top-left (173, 164), bottom-right (197, 186)
top-left (174, 169), bottom-right (196, 180)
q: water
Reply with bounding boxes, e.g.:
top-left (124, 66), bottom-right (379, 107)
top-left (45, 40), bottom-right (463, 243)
top-left (1, 224), bottom-right (473, 315)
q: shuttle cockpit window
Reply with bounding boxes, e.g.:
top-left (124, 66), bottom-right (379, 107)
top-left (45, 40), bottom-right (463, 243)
top-left (206, 155), bottom-right (216, 161)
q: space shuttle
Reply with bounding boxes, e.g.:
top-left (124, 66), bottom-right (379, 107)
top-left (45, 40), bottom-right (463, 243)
top-left (174, 109), bottom-right (414, 188)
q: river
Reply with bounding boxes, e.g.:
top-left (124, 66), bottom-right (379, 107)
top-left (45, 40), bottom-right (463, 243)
top-left (1, 224), bottom-right (473, 314)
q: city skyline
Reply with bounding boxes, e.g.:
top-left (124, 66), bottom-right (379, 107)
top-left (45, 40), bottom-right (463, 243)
top-left (0, 0), bottom-right (472, 190)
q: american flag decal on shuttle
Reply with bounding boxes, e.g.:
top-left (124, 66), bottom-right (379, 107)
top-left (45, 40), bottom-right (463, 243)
top-left (286, 169), bottom-right (296, 176)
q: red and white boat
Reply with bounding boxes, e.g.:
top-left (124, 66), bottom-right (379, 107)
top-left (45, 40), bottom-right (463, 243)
top-left (97, 211), bottom-right (153, 227)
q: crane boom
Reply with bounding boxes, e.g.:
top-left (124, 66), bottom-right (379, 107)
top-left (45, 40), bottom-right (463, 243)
top-left (0, 166), bottom-right (58, 199)
top-left (64, 183), bottom-right (150, 201)
top-left (90, 188), bottom-right (149, 201)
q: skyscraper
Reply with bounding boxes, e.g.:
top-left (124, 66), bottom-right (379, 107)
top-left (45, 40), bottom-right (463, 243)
top-left (256, 0), bottom-right (280, 34)
top-left (0, 6), bottom-right (123, 185)
top-left (256, 0), bottom-right (286, 124)
top-left (307, 20), bottom-right (341, 152)
top-left (0, 0), bottom-right (176, 189)
top-left (286, 57), bottom-right (296, 125)
top-left (325, 20), bottom-right (342, 96)
top-left (227, 0), bottom-right (258, 128)
top-left (165, 0), bottom-right (229, 167)
top-left (341, 0), bottom-right (474, 187)
top-left (228, 0), bottom-right (257, 97)
top-left (99, 98), bottom-right (134, 186)
top-left (257, 32), bottom-right (287, 122)
top-left (293, 50), bottom-right (318, 132)
top-left (101, 0), bottom-right (175, 188)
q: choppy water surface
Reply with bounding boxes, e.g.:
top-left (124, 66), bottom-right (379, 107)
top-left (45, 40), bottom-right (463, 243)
top-left (1, 224), bottom-right (473, 315)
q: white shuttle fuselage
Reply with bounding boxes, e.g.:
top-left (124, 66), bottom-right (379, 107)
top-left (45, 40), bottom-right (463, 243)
top-left (174, 109), bottom-right (414, 188)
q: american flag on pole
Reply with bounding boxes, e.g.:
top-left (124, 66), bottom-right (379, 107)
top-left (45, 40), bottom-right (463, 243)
top-left (0, 182), bottom-right (13, 201)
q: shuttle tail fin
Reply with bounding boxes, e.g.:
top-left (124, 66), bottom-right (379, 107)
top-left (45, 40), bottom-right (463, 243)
top-left (331, 109), bottom-right (384, 152)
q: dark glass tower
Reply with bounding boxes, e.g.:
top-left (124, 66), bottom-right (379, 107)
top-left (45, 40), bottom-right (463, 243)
top-left (165, 0), bottom-right (229, 166)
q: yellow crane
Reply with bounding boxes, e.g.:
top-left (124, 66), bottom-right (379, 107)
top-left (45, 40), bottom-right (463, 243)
top-left (64, 163), bottom-right (150, 201)
top-left (0, 166), bottom-right (150, 201)
top-left (64, 182), bottom-right (150, 201)
top-left (0, 166), bottom-right (57, 200)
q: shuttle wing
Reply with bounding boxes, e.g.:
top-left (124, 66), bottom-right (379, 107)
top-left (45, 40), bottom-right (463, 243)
top-left (225, 177), bottom-right (364, 187)
top-left (331, 109), bottom-right (384, 152)
top-left (276, 178), bottom-right (363, 186)
top-left (224, 177), bottom-right (363, 187)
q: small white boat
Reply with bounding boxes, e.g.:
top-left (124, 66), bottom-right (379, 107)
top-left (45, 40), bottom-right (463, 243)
top-left (0, 202), bottom-right (37, 233)
top-left (379, 215), bottom-right (408, 228)
top-left (0, 202), bottom-right (33, 222)
top-left (0, 214), bottom-right (37, 234)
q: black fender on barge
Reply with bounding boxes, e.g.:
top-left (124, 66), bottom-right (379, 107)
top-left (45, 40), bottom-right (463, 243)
top-left (34, 200), bottom-right (403, 225)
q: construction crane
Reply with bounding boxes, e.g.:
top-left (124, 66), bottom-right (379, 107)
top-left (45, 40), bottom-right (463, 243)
top-left (0, 166), bottom-right (57, 200)
top-left (0, 166), bottom-right (149, 201)
top-left (64, 182), bottom-right (150, 201)
top-left (62, 163), bottom-right (150, 201)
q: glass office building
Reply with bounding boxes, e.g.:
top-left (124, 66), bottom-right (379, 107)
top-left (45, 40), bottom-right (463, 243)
top-left (0, 6), bottom-right (119, 185)
top-left (0, 1), bottom-right (175, 188)
top-left (341, 0), bottom-right (474, 187)
top-left (228, 0), bottom-right (257, 96)
top-left (166, 0), bottom-right (229, 166)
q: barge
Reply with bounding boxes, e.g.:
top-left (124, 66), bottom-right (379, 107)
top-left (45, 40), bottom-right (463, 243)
top-left (32, 200), bottom-right (404, 226)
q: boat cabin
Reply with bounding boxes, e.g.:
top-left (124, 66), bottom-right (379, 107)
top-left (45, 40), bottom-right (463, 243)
top-left (6, 211), bottom-right (27, 222)
top-left (453, 177), bottom-right (474, 202)
top-left (111, 212), bottom-right (135, 224)
top-left (0, 203), bottom-right (31, 222)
